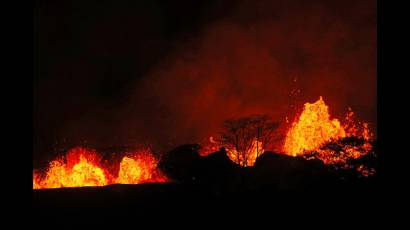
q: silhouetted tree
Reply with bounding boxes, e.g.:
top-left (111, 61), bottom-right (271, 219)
top-left (302, 136), bottom-right (376, 177)
top-left (217, 115), bottom-right (279, 166)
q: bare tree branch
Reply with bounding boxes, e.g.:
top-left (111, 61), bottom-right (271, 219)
top-left (218, 114), bottom-right (279, 166)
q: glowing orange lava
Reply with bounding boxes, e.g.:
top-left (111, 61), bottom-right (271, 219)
top-left (34, 96), bottom-right (375, 187)
top-left (283, 96), bottom-right (346, 156)
top-left (198, 96), bottom-right (374, 175)
top-left (283, 96), bottom-right (375, 176)
top-left (33, 147), bottom-right (167, 189)
top-left (116, 150), bottom-right (168, 184)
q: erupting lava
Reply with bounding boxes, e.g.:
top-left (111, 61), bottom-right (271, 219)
top-left (33, 147), bottom-right (167, 189)
top-left (33, 96), bottom-right (376, 189)
top-left (283, 96), bottom-right (372, 156)
top-left (283, 96), bottom-right (346, 156)
top-left (116, 150), bottom-right (168, 184)
top-left (33, 148), bottom-right (109, 189)
top-left (200, 96), bottom-right (375, 176)
top-left (283, 96), bottom-right (375, 175)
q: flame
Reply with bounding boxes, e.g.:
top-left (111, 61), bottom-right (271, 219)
top-left (33, 147), bottom-right (167, 189)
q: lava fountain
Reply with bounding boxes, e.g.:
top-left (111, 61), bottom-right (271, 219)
top-left (283, 96), bottom-right (375, 175)
top-left (115, 150), bottom-right (168, 184)
top-left (283, 96), bottom-right (346, 156)
top-left (33, 147), bottom-right (167, 189)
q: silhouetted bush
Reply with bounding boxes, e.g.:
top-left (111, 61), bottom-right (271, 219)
top-left (200, 147), bottom-right (243, 193)
top-left (159, 144), bottom-right (375, 193)
top-left (158, 144), bottom-right (202, 184)
top-left (159, 145), bottom-right (242, 193)
top-left (252, 151), bottom-right (336, 190)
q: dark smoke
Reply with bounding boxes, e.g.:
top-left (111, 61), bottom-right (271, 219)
top-left (34, 0), bottom-right (376, 163)
top-left (126, 0), bottom-right (376, 149)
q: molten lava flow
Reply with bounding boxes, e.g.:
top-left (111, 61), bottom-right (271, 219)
top-left (116, 150), bottom-right (168, 184)
top-left (33, 148), bottom-right (109, 189)
top-left (33, 147), bottom-right (167, 189)
top-left (283, 96), bottom-right (346, 156)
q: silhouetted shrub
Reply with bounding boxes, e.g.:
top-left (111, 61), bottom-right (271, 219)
top-left (252, 151), bottom-right (335, 190)
top-left (158, 144), bottom-right (201, 184)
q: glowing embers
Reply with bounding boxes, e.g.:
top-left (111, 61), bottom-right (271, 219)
top-left (33, 147), bottom-right (167, 189)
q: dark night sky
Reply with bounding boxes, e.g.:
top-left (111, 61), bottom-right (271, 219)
top-left (34, 0), bottom-right (376, 164)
